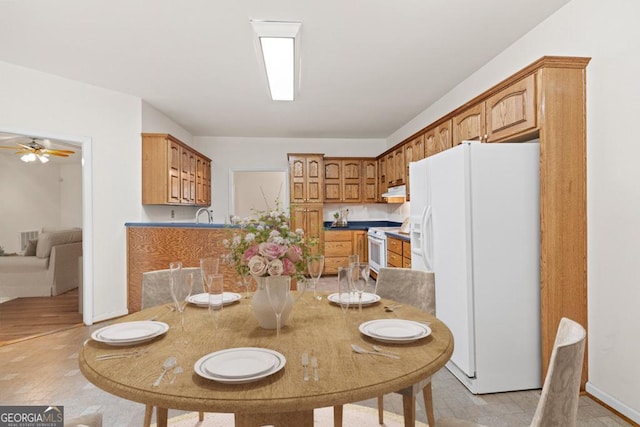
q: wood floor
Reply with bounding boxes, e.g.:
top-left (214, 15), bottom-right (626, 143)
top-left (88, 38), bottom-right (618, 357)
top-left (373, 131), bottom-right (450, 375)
top-left (0, 288), bottom-right (83, 345)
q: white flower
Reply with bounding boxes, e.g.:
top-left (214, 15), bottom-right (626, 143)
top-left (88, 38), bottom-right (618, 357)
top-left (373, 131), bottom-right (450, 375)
top-left (267, 259), bottom-right (284, 276)
top-left (223, 239), bottom-right (230, 248)
top-left (248, 256), bottom-right (268, 276)
top-left (245, 233), bottom-right (255, 242)
top-left (233, 235), bottom-right (241, 245)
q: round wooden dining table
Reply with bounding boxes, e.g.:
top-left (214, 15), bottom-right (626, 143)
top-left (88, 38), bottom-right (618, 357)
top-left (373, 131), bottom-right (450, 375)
top-left (79, 291), bottom-right (453, 427)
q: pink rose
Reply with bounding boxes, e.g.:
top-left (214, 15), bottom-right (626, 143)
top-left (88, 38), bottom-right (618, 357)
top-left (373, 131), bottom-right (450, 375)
top-left (267, 259), bottom-right (284, 276)
top-left (248, 255), bottom-right (268, 276)
top-left (282, 258), bottom-right (296, 275)
top-left (286, 245), bottom-right (302, 262)
top-left (259, 242), bottom-right (287, 261)
top-left (242, 245), bottom-right (260, 265)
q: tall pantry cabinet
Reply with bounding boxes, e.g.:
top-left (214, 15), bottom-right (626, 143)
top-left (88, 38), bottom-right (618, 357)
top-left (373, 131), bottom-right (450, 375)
top-left (288, 154), bottom-right (324, 252)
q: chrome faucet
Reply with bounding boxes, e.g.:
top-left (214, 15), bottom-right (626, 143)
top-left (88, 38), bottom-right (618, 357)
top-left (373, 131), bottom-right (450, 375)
top-left (195, 207), bottom-right (213, 224)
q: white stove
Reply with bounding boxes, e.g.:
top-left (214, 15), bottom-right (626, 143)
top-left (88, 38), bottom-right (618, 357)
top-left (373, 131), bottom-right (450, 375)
top-left (367, 227), bottom-right (401, 275)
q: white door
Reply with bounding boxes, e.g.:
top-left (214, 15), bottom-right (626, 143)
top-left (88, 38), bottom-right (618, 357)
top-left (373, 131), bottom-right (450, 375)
top-left (429, 144), bottom-right (476, 377)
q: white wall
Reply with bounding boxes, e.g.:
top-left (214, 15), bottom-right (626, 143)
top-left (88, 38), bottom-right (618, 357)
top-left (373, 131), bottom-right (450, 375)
top-left (0, 154), bottom-right (81, 253)
top-left (192, 136), bottom-right (387, 224)
top-left (389, 0), bottom-right (640, 420)
top-left (60, 163), bottom-right (83, 228)
top-left (0, 60), bottom-right (142, 322)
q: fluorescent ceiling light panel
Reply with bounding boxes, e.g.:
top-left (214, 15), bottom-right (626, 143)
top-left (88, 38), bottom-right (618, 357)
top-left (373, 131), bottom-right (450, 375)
top-left (251, 21), bottom-right (301, 101)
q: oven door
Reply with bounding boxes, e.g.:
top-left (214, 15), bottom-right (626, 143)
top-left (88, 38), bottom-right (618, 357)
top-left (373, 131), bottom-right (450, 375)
top-left (367, 232), bottom-right (386, 275)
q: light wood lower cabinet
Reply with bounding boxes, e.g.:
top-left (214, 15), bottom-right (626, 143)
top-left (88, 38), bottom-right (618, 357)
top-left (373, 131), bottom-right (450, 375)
top-left (127, 226), bottom-right (240, 312)
top-left (324, 229), bottom-right (368, 275)
top-left (387, 236), bottom-right (411, 269)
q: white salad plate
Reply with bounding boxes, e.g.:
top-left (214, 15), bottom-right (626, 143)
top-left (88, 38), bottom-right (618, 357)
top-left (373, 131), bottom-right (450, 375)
top-left (327, 292), bottom-right (380, 307)
top-left (194, 347), bottom-right (286, 384)
top-left (188, 292), bottom-right (242, 307)
top-left (91, 321), bottom-right (169, 346)
top-left (359, 319), bottom-right (431, 344)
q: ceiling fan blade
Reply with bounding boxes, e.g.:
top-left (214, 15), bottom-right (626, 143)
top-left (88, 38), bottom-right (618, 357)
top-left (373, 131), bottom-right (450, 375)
top-left (48, 153), bottom-right (70, 157)
top-left (44, 149), bottom-right (75, 154)
top-left (0, 145), bottom-right (21, 149)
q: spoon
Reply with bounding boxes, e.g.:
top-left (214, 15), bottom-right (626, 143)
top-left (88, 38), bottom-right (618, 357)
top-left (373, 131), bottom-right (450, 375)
top-left (170, 366), bottom-right (184, 384)
top-left (372, 345), bottom-right (400, 355)
top-left (351, 344), bottom-right (400, 359)
top-left (384, 304), bottom-right (402, 312)
top-left (153, 356), bottom-right (177, 387)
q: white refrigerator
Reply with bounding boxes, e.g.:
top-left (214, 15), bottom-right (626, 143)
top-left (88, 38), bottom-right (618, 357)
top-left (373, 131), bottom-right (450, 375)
top-left (409, 141), bottom-right (542, 394)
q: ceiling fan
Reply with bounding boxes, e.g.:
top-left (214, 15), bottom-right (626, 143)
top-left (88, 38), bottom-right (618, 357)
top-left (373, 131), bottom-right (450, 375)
top-left (0, 137), bottom-right (75, 163)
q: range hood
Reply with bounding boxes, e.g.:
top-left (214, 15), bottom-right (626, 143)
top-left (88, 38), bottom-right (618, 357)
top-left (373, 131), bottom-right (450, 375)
top-left (381, 185), bottom-right (406, 203)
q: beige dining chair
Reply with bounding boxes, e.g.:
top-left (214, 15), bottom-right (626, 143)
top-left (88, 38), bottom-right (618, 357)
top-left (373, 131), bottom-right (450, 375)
top-left (437, 317), bottom-right (586, 427)
top-left (334, 267), bottom-right (436, 427)
top-left (141, 267), bottom-right (203, 309)
top-left (141, 267), bottom-right (205, 427)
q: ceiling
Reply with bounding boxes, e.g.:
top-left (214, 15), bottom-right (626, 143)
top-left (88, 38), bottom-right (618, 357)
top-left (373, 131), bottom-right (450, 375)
top-left (0, 0), bottom-right (570, 139)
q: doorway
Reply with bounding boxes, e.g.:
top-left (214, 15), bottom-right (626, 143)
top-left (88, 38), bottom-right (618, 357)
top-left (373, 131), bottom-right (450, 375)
top-left (0, 127), bottom-right (93, 328)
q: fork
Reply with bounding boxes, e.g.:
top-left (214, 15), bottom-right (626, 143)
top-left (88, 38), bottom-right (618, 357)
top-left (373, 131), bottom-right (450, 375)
top-left (310, 356), bottom-right (319, 381)
top-left (95, 349), bottom-right (148, 360)
top-left (301, 353), bottom-right (310, 381)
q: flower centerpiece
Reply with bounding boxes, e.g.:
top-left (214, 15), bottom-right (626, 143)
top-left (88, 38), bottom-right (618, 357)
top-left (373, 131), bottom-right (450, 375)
top-left (223, 204), bottom-right (318, 329)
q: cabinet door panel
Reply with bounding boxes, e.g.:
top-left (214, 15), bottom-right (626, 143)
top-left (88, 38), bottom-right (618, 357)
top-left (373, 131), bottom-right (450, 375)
top-left (453, 103), bottom-right (485, 145)
top-left (485, 74), bottom-right (536, 141)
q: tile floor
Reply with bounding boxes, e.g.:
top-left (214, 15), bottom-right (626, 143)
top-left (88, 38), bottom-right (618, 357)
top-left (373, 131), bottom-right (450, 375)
top-left (0, 278), bottom-right (633, 426)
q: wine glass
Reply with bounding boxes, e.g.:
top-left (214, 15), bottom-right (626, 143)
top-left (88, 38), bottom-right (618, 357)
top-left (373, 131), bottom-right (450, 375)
top-left (208, 274), bottom-right (224, 329)
top-left (349, 262), bottom-right (370, 314)
top-left (337, 266), bottom-right (351, 321)
top-left (348, 254), bottom-right (359, 267)
top-left (169, 262), bottom-right (193, 333)
top-left (265, 275), bottom-right (291, 338)
top-left (307, 255), bottom-right (325, 301)
top-left (238, 271), bottom-right (252, 299)
top-left (200, 257), bottom-right (219, 294)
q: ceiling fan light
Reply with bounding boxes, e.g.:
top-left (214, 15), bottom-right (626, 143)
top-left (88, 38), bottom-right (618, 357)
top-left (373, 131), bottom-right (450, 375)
top-left (21, 153), bottom-right (37, 162)
top-left (38, 154), bottom-right (50, 163)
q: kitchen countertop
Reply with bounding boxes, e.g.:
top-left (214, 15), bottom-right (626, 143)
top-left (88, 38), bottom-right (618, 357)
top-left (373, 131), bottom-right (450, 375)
top-left (385, 230), bottom-right (410, 241)
top-left (125, 222), bottom-right (236, 228)
top-left (323, 221), bottom-right (402, 231)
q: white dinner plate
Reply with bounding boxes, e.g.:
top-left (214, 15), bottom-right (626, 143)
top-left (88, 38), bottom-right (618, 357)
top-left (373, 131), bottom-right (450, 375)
top-left (359, 319), bottom-right (431, 344)
top-left (194, 347), bottom-right (286, 384)
top-left (91, 321), bottom-right (169, 346)
top-left (327, 292), bottom-right (380, 307)
top-left (188, 292), bottom-right (242, 307)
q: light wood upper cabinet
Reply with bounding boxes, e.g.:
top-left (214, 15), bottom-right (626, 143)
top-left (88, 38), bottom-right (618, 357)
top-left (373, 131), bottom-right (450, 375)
top-left (394, 147), bottom-right (405, 186)
top-left (323, 158), bottom-right (363, 203)
top-left (363, 159), bottom-right (378, 203)
top-left (196, 156), bottom-right (211, 206)
top-left (424, 119), bottom-right (452, 158)
top-left (404, 135), bottom-right (424, 200)
top-left (323, 159), bottom-right (341, 203)
top-left (142, 133), bottom-right (211, 206)
top-left (343, 159), bottom-right (362, 203)
top-left (485, 74), bottom-right (537, 142)
top-left (453, 103), bottom-right (485, 145)
top-left (288, 154), bottom-right (324, 203)
top-left (378, 156), bottom-right (387, 201)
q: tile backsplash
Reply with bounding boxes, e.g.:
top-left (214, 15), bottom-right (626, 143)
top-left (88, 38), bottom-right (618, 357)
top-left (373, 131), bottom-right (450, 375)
top-left (324, 202), bottom-right (410, 223)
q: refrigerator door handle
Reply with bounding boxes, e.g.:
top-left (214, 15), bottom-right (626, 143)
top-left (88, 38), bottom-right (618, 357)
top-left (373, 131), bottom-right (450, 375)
top-left (421, 205), bottom-right (433, 270)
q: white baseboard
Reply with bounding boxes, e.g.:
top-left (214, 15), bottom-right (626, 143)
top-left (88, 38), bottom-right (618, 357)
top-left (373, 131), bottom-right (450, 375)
top-left (586, 381), bottom-right (640, 424)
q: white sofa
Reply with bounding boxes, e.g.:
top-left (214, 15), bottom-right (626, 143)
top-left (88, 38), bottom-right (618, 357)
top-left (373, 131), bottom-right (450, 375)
top-left (0, 228), bottom-right (82, 298)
